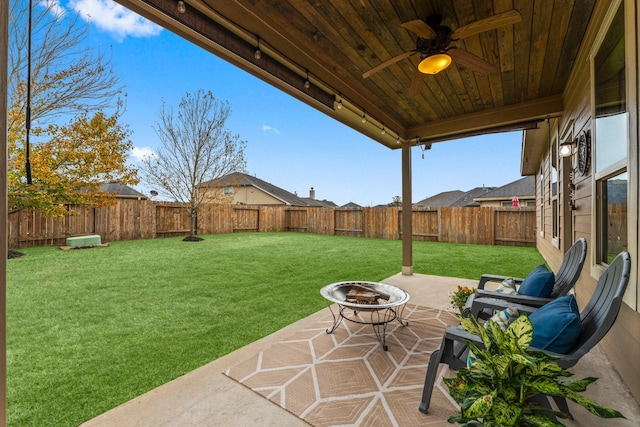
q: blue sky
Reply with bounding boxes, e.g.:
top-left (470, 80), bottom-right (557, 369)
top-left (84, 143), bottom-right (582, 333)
top-left (50, 0), bottom-right (524, 206)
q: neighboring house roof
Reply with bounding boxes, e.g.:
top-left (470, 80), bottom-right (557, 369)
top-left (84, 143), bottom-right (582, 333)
top-left (415, 190), bottom-right (465, 208)
top-left (203, 172), bottom-right (337, 207)
top-left (449, 187), bottom-right (497, 207)
top-left (341, 202), bottom-right (362, 208)
top-left (301, 198), bottom-right (338, 207)
top-left (474, 176), bottom-right (535, 202)
top-left (608, 179), bottom-right (628, 203)
top-left (99, 182), bottom-right (148, 200)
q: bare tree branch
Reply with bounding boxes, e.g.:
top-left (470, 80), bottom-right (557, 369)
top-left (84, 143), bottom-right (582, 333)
top-left (8, 0), bottom-right (123, 134)
top-left (140, 90), bottom-right (247, 239)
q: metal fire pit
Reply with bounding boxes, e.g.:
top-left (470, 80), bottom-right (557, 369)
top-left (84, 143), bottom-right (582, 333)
top-left (320, 281), bottom-right (410, 350)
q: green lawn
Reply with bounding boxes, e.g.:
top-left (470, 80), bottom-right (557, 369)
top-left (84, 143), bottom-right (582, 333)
top-left (7, 232), bottom-right (544, 426)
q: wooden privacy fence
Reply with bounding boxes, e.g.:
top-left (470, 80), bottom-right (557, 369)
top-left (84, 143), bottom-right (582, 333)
top-left (7, 201), bottom-right (536, 248)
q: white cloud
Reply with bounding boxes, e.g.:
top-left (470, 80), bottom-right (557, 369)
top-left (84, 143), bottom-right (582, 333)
top-left (130, 146), bottom-right (155, 162)
top-left (69, 0), bottom-right (162, 40)
top-left (262, 125), bottom-right (279, 134)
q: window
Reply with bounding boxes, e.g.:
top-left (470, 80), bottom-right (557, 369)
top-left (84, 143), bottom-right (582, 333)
top-left (593, 1), bottom-right (627, 265)
top-left (551, 138), bottom-right (559, 242)
top-left (598, 172), bottom-right (628, 264)
top-left (223, 187), bottom-right (234, 195)
top-left (539, 170), bottom-right (544, 236)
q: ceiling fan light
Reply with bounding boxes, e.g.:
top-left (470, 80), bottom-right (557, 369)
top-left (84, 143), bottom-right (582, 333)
top-left (418, 53), bottom-right (452, 74)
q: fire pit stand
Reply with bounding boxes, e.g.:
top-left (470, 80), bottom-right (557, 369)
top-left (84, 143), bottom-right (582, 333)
top-left (320, 281), bottom-right (410, 351)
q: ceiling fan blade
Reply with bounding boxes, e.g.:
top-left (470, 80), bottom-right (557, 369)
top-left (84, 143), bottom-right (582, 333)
top-left (401, 20), bottom-right (437, 39)
top-left (362, 51), bottom-right (414, 78)
top-left (450, 9), bottom-right (522, 40)
top-left (408, 69), bottom-right (424, 97)
top-left (448, 48), bottom-right (497, 76)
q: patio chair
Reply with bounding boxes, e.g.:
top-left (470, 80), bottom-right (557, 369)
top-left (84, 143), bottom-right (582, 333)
top-left (419, 251), bottom-right (631, 416)
top-left (466, 237), bottom-right (587, 318)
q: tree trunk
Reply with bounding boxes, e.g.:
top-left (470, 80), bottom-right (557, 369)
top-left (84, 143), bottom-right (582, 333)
top-left (189, 212), bottom-right (197, 237)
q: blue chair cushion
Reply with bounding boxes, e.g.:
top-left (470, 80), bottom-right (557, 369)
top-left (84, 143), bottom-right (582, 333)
top-left (518, 264), bottom-right (555, 297)
top-left (529, 294), bottom-right (581, 353)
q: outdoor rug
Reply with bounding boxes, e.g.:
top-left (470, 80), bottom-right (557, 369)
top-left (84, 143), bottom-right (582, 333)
top-left (223, 304), bottom-right (460, 426)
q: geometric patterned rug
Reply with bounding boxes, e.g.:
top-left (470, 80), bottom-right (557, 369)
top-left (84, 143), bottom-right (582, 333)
top-left (224, 304), bottom-right (460, 426)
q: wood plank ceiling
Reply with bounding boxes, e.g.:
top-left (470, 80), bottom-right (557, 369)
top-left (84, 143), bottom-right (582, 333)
top-left (115, 0), bottom-right (596, 149)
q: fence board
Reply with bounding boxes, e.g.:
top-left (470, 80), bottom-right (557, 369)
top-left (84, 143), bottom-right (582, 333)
top-left (335, 208), bottom-right (363, 237)
top-left (233, 206), bottom-right (259, 232)
top-left (7, 202), bottom-right (536, 249)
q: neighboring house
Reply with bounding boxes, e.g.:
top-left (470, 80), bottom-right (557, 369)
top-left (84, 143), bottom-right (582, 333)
top-left (474, 176), bottom-right (536, 207)
top-left (448, 187), bottom-right (496, 207)
top-left (300, 187), bottom-right (338, 207)
top-left (414, 190), bottom-right (464, 209)
top-left (340, 202), bottom-right (362, 209)
top-left (99, 182), bottom-right (148, 200)
top-left (415, 187), bottom-right (496, 208)
top-left (200, 172), bottom-right (335, 207)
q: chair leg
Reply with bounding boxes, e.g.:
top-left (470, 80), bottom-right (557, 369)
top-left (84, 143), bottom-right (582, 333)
top-left (419, 347), bottom-right (442, 414)
top-left (553, 397), bottom-right (573, 420)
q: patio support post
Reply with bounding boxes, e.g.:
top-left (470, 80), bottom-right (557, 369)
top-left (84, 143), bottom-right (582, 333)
top-left (1, 0), bottom-right (8, 424)
top-left (401, 142), bottom-right (413, 275)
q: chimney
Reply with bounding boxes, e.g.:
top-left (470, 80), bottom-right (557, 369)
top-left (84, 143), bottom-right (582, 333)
top-left (309, 187), bottom-right (315, 199)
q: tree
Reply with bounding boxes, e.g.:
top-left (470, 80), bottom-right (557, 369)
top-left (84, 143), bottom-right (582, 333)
top-left (8, 0), bottom-right (122, 131)
top-left (388, 196), bottom-right (402, 207)
top-left (8, 0), bottom-right (131, 216)
top-left (140, 90), bottom-right (247, 241)
top-left (8, 108), bottom-right (138, 217)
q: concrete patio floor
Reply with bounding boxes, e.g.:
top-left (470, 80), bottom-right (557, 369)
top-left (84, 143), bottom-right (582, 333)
top-left (81, 273), bottom-right (640, 426)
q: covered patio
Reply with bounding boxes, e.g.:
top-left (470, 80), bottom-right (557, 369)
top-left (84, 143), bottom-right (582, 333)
top-left (113, 0), bottom-right (584, 275)
top-left (1, 0), bottom-right (639, 425)
top-left (80, 273), bottom-right (640, 426)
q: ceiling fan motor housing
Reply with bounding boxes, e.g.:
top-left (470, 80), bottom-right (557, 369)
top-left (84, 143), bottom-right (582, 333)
top-left (416, 26), bottom-right (452, 57)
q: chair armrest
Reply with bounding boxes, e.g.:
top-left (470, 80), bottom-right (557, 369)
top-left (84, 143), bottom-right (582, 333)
top-left (477, 274), bottom-right (525, 290)
top-left (475, 289), bottom-right (553, 307)
top-left (470, 297), bottom-right (538, 318)
top-left (444, 325), bottom-right (482, 344)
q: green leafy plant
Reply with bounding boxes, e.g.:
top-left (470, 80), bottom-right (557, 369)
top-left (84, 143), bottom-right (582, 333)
top-left (445, 314), bottom-right (625, 426)
top-left (450, 286), bottom-right (476, 312)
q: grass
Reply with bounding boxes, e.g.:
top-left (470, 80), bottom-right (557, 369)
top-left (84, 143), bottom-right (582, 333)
top-left (7, 232), bottom-right (544, 426)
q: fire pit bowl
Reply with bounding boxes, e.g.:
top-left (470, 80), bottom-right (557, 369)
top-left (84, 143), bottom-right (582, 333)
top-left (320, 281), bottom-right (410, 310)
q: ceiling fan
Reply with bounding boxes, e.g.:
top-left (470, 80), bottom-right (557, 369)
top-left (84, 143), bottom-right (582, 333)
top-left (362, 10), bottom-right (522, 96)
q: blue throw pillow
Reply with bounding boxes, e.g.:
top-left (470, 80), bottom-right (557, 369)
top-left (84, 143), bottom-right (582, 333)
top-left (529, 295), bottom-right (581, 353)
top-left (518, 264), bottom-right (555, 297)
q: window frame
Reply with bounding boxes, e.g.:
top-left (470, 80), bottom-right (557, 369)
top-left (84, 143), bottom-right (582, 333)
top-left (590, 0), bottom-right (629, 271)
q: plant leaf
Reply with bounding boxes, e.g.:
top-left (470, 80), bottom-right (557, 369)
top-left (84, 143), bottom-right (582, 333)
top-left (464, 393), bottom-right (494, 418)
top-left (520, 412), bottom-right (566, 427)
top-left (526, 359), bottom-right (567, 378)
top-left (559, 376), bottom-right (598, 392)
top-left (524, 377), bottom-right (566, 397)
top-left (492, 397), bottom-right (522, 426)
top-left (506, 314), bottom-right (533, 350)
top-left (566, 391), bottom-right (626, 418)
top-left (444, 377), bottom-right (469, 402)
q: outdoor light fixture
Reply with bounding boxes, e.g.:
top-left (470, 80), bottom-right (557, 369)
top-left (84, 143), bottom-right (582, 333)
top-left (362, 113), bottom-right (366, 123)
top-left (559, 140), bottom-right (573, 157)
top-left (381, 125), bottom-right (386, 135)
top-left (337, 96), bottom-right (342, 109)
top-left (254, 37), bottom-right (261, 60)
top-left (177, 1), bottom-right (186, 14)
top-left (304, 70), bottom-right (310, 89)
top-left (418, 53), bottom-right (452, 74)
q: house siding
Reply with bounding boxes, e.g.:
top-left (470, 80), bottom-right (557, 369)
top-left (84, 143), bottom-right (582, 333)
top-left (532, 0), bottom-right (640, 401)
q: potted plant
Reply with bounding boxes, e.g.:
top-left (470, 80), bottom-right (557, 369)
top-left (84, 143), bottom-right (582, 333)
top-left (450, 286), bottom-right (476, 313)
top-left (445, 314), bottom-right (624, 426)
